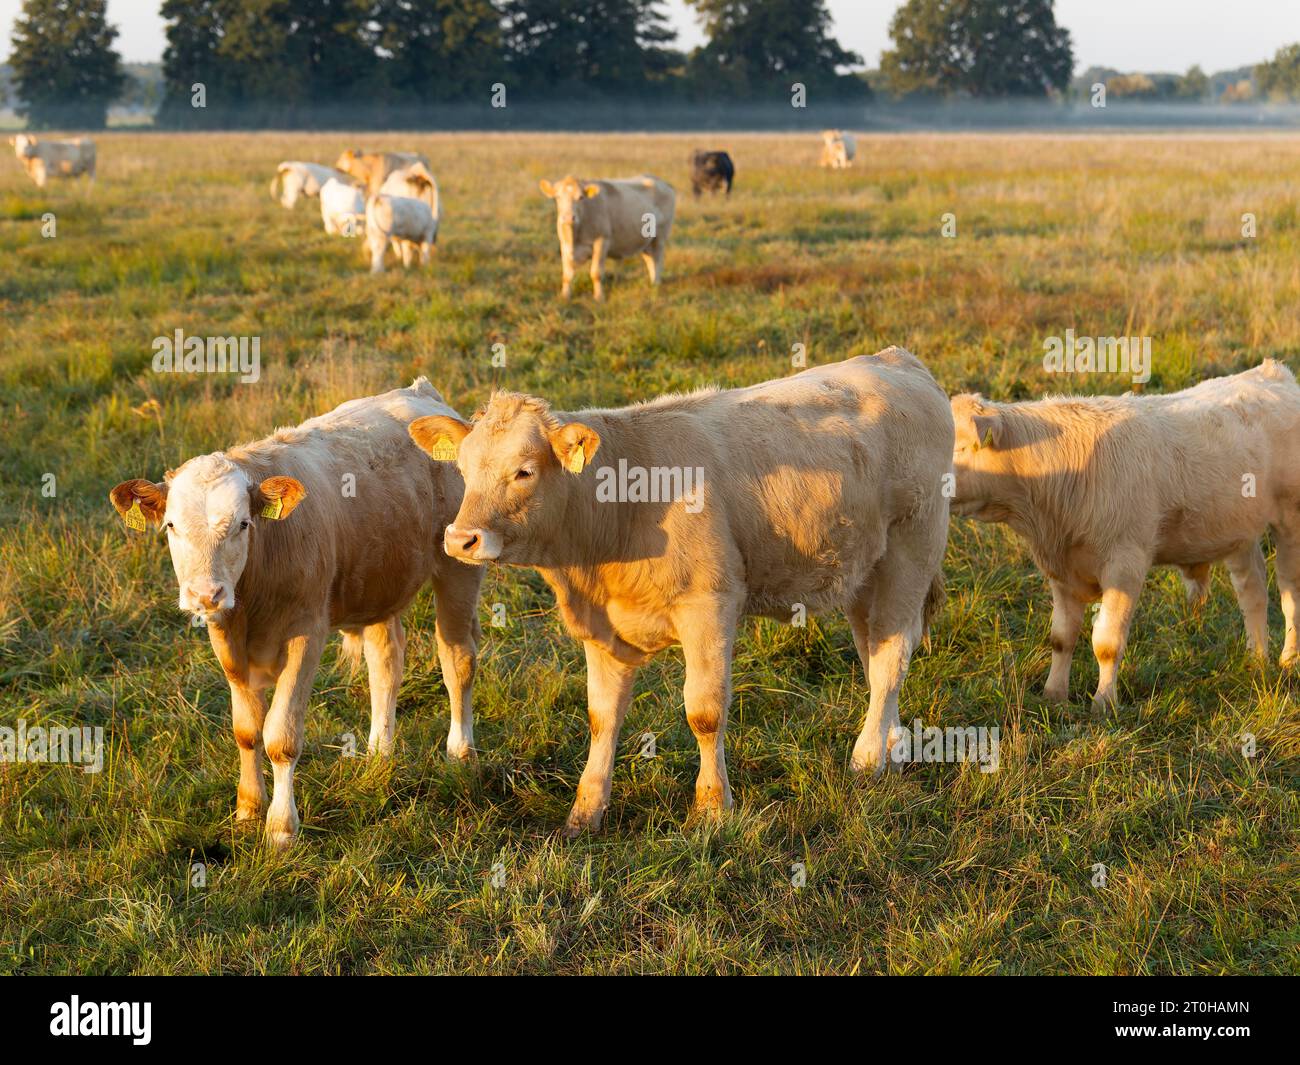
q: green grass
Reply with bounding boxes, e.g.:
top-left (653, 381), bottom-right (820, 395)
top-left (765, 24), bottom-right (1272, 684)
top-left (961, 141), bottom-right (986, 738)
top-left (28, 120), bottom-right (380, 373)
top-left (1, 131), bottom-right (1298, 974)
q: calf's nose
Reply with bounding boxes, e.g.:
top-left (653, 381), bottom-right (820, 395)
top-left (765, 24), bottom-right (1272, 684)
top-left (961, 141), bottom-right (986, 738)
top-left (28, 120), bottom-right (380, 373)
top-left (444, 525), bottom-right (481, 558)
top-left (196, 584), bottom-right (226, 610)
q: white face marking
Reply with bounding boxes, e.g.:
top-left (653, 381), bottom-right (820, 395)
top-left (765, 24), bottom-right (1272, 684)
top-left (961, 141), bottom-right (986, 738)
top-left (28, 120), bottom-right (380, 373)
top-left (163, 457), bottom-right (254, 619)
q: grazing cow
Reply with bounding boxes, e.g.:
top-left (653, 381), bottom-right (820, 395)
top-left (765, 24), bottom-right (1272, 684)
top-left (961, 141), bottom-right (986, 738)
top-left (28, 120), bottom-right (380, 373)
top-left (364, 193), bottom-right (438, 274)
top-left (950, 361), bottom-right (1300, 708)
top-left (110, 380), bottom-right (483, 849)
top-left (319, 177), bottom-right (366, 236)
top-left (819, 129), bottom-right (856, 169)
top-left (539, 175), bottom-right (675, 301)
top-left (690, 150), bottom-right (734, 197)
top-left (8, 134), bottom-right (95, 188)
top-left (409, 347), bottom-right (951, 834)
top-left (270, 161), bottom-right (348, 209)
top-left (335, 149), bottom-right (431, 197)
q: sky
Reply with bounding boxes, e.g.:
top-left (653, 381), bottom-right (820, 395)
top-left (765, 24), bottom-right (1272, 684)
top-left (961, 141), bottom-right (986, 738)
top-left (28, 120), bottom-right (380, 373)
top-left (0, 0), bottom-right (1298, 75)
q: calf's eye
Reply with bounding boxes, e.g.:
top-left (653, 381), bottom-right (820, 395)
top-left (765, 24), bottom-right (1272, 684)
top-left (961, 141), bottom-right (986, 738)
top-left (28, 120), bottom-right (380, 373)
top-left (515, 468), bottom-right (533, 481)
top-left (239, 519), bottom-right (250, 531)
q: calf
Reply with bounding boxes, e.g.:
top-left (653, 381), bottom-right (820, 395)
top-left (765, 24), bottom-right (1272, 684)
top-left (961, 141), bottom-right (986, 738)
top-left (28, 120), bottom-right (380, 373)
top-left (9, 134), bottom-right (95, 188)
top-left (690, 150), bottom-right (734, 197)
top-left (819, 130), bottom-right (856, 169)
top-left (319, 177), bottom-right (365, 236)
top-left (950, 361), bottom-right (1300, 708)
top-left (379, 161), bottom-right (439, 216)
top-left (364, 193), bottom-right (438, 274)
top-left (270, 161), bottom-right (347, 209)
top-left (539, 174), bottom-right (675, 301)
top-left (410, 347), bottom-right (951, 834)
top-left (335, 149), bottom-right (431, 197)
top-left (110, 380), bottom-right (482, 848)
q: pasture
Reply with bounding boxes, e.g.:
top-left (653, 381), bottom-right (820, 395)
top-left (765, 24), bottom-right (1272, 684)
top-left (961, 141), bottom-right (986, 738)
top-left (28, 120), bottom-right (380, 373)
top-left (1, 131), bottom-right (1298, 974)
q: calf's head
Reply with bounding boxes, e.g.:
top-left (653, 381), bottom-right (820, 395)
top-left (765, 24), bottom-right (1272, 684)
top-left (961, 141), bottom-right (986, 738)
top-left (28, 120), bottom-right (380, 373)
top-left (949, 394), bottom-right (1008, 517)
top-left (9, 134), bottom-right (36, 159)
top-left (409, 393), bottom-right (599, 565)
top-left (540, 177), bottom-right (601, 242)
top-left (110, 455), bottom-right (306, 619)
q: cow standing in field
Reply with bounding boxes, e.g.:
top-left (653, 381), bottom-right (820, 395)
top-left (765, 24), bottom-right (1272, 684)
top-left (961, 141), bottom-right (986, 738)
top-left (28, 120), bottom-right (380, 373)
top-left (270, 161), bottom-right (349, 209)
top-left (110, 380), bottom-right (483, 849)
top-left (539, 175), bottom-right (675, 301)
top-left (820, 130), bottom-right (856, 169)
top-left (365, 192), bottom-right (438, 273)
top-left (950, 361), bottom-right (1300, 708)
top-left (335, 149), bottom-right (431, 197)
top-left (9, 134), bottom-right (95, 188)
top-left (690, 150), bottom-right (734, 197)
top-left (409, 347), bottom-right (951, 834)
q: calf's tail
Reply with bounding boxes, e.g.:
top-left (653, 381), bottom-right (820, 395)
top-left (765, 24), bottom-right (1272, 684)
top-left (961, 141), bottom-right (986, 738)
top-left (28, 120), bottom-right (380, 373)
top-left (921, 570), bottom-right (945, 652)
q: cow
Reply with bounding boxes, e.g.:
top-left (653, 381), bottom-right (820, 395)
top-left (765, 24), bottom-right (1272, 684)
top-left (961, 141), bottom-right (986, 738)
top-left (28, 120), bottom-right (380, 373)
top-left (690, 150), bottom-right (734, 197)
top-left (8, 134), bottom-right (95, 188)
top-left (109, 380), bottom-right (483, 849)
top-left (319, 177), bottom-right (366, 236)
top-left (270, 161), bottom-right (348, 209)
top-left (364, 193), bottom-right (438, 274)
top-left (949, 360), bottom-right (1300, 709)
top-left (408, 347), bottom-right (952, 835)
top-left (335, 149), bottom-right (431, 197)
top-left (538, 175), bottom-right (675, 301)
top-left (819, 130), bottom-right (856, 170)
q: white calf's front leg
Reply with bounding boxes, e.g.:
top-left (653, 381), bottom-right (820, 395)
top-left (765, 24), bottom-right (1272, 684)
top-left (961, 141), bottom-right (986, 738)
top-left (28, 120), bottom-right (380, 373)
top-left (229, 681), bottom-right (267, 822)
top-left (1045, 580), bottom-right (1085, 703)
top-left (263, 629), bottom-right (326, 850)
top-left (1225, 542), bottom-right (1269, 658)
top-left (432, 565), bottom-right (482, 761)
top-left (565, 641), bottom-right (638, 836)
top-left (1091, 559), bottom-right (1147, 708)
top-left (363, 616), bottom-right (405, 757)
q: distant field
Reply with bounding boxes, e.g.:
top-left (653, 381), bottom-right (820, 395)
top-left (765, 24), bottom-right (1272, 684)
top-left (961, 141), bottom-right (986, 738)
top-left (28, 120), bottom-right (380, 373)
top-left (1, 131), bottom-right (1297, 974)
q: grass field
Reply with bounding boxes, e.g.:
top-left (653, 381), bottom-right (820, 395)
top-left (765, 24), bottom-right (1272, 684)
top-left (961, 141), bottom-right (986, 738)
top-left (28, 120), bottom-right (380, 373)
top-left (1, 131), bottom-right (1298, 975)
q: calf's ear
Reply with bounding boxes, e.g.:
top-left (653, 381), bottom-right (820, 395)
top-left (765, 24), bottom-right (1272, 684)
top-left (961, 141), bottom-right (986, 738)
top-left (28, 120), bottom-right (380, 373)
top-left (549, 422), bottom-right (600, 475)
top-left (110, 479), bottom-right (168, 530)
top-left (539, 179), bottom-right (555, 197)
top-left (253, 476), bottom-right (306, 520)
top-left (583, 184), bottom-right (601, 198)
top-left (410, 415), bottom-right (471, 461)
top-left (971, 413), bottom-right (1002, 451)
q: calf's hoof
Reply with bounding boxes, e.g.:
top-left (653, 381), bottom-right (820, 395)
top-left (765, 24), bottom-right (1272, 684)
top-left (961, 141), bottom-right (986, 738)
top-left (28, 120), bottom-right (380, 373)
top-left (265, 828), bottom-right (297, 852)
top-left (445, 741), bottom-right (476, 763)
top-left (1043, 684), bottom-right (1069, 705)
top-left (561, 805), bottom-right (605, 839)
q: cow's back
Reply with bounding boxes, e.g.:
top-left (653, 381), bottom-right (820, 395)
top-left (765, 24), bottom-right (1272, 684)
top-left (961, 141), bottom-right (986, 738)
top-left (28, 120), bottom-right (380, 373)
top-left (593, 176), bottom-right (675, 256)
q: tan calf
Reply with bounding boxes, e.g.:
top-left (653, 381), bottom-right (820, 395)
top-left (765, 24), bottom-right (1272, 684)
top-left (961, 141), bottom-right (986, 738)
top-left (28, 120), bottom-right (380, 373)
top-left (951, 360), bottom-right (1300, 707)
top-left (111, 380), bottom-right (482, 849)
top-left (539, 175), bottom-right (675, 300)
top-left (9, 134), bottom-right (95, 188)
top-left (410, 347), bottom-right (951, 834)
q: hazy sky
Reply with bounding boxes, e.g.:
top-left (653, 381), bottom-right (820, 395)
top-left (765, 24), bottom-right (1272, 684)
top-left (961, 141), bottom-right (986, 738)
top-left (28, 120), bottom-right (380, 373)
top-left (0, 0), bottom-right (1297, 75)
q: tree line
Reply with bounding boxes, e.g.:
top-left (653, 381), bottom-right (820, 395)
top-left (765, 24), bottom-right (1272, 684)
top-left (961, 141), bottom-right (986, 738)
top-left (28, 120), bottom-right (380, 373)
top-left (9, 0), bottom-right (1300, 130)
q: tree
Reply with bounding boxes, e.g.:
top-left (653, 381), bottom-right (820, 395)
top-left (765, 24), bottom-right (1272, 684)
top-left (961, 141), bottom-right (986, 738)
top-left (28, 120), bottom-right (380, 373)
top-left (370, 0), bottom-right (504, 103)
top-left (501, 0), bottom-right (679, 96)
top-left (1175, 64), bottom-right (1208, 100)
top-left (8, 0), bottom-right (126, 129)
top-left (1256, 44), bottom-right (1300, 101)
top-left (686, 0), bottom-right (864, 97)
top-left (880, 0), bottom-right (1073, 98)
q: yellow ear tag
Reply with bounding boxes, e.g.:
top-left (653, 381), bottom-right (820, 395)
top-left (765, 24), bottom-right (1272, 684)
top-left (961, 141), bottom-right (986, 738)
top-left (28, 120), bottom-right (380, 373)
top-left (565, 449), bottom-right (586, 475)
top-left (261, 496), bottom-right (284, 520)
top-left (124, 499), bottom-right (147, 531)
top-left (431, 435), bottom-right (458, 461)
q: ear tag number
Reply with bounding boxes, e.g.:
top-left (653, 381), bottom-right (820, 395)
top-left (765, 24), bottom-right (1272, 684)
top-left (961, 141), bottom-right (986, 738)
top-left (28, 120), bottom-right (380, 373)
top-left (431, 435), bottom-right (457, 461)
top-left (124, 499), bottom-right (147, 531)
top-left (565, 450), bottom-right (585, 474)
top-left (261, 496), bottom-right (284, 520)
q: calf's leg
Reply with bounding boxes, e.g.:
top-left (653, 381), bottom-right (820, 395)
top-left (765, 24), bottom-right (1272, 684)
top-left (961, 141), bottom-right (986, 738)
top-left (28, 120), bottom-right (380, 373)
top-left (679, 606), bottom-right (738, 817)
top-left (1225, 541), bottom-right (1269, 658)
top-left (230, 682), bottom-right (267, 821)
top-left (263, 629), bottom-right (327, 850)
top-left (1091, 555), bottom-right (1148, 708)
top-left (363, 616), bottom-right (405, 757)
top-left (432, 564), bottom-right (482, 761)
top-left (1275, 525), bottom-right (1300, 666)
top-left (589, 237), bottom-right (607, 301)
top-left (565, 641), bottom-right (638, 836)
top-left (1045, 579), bottom-right (1085, 703)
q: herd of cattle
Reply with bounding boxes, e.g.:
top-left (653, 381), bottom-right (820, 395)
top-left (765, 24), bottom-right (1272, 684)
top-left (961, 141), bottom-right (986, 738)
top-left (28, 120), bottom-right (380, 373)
top-left (10, 129), bottom-right (857, 290)
top-left (12, 127), bottom-right (1293, 847)
top-left (107, 349), bottom-right (1300, 848)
